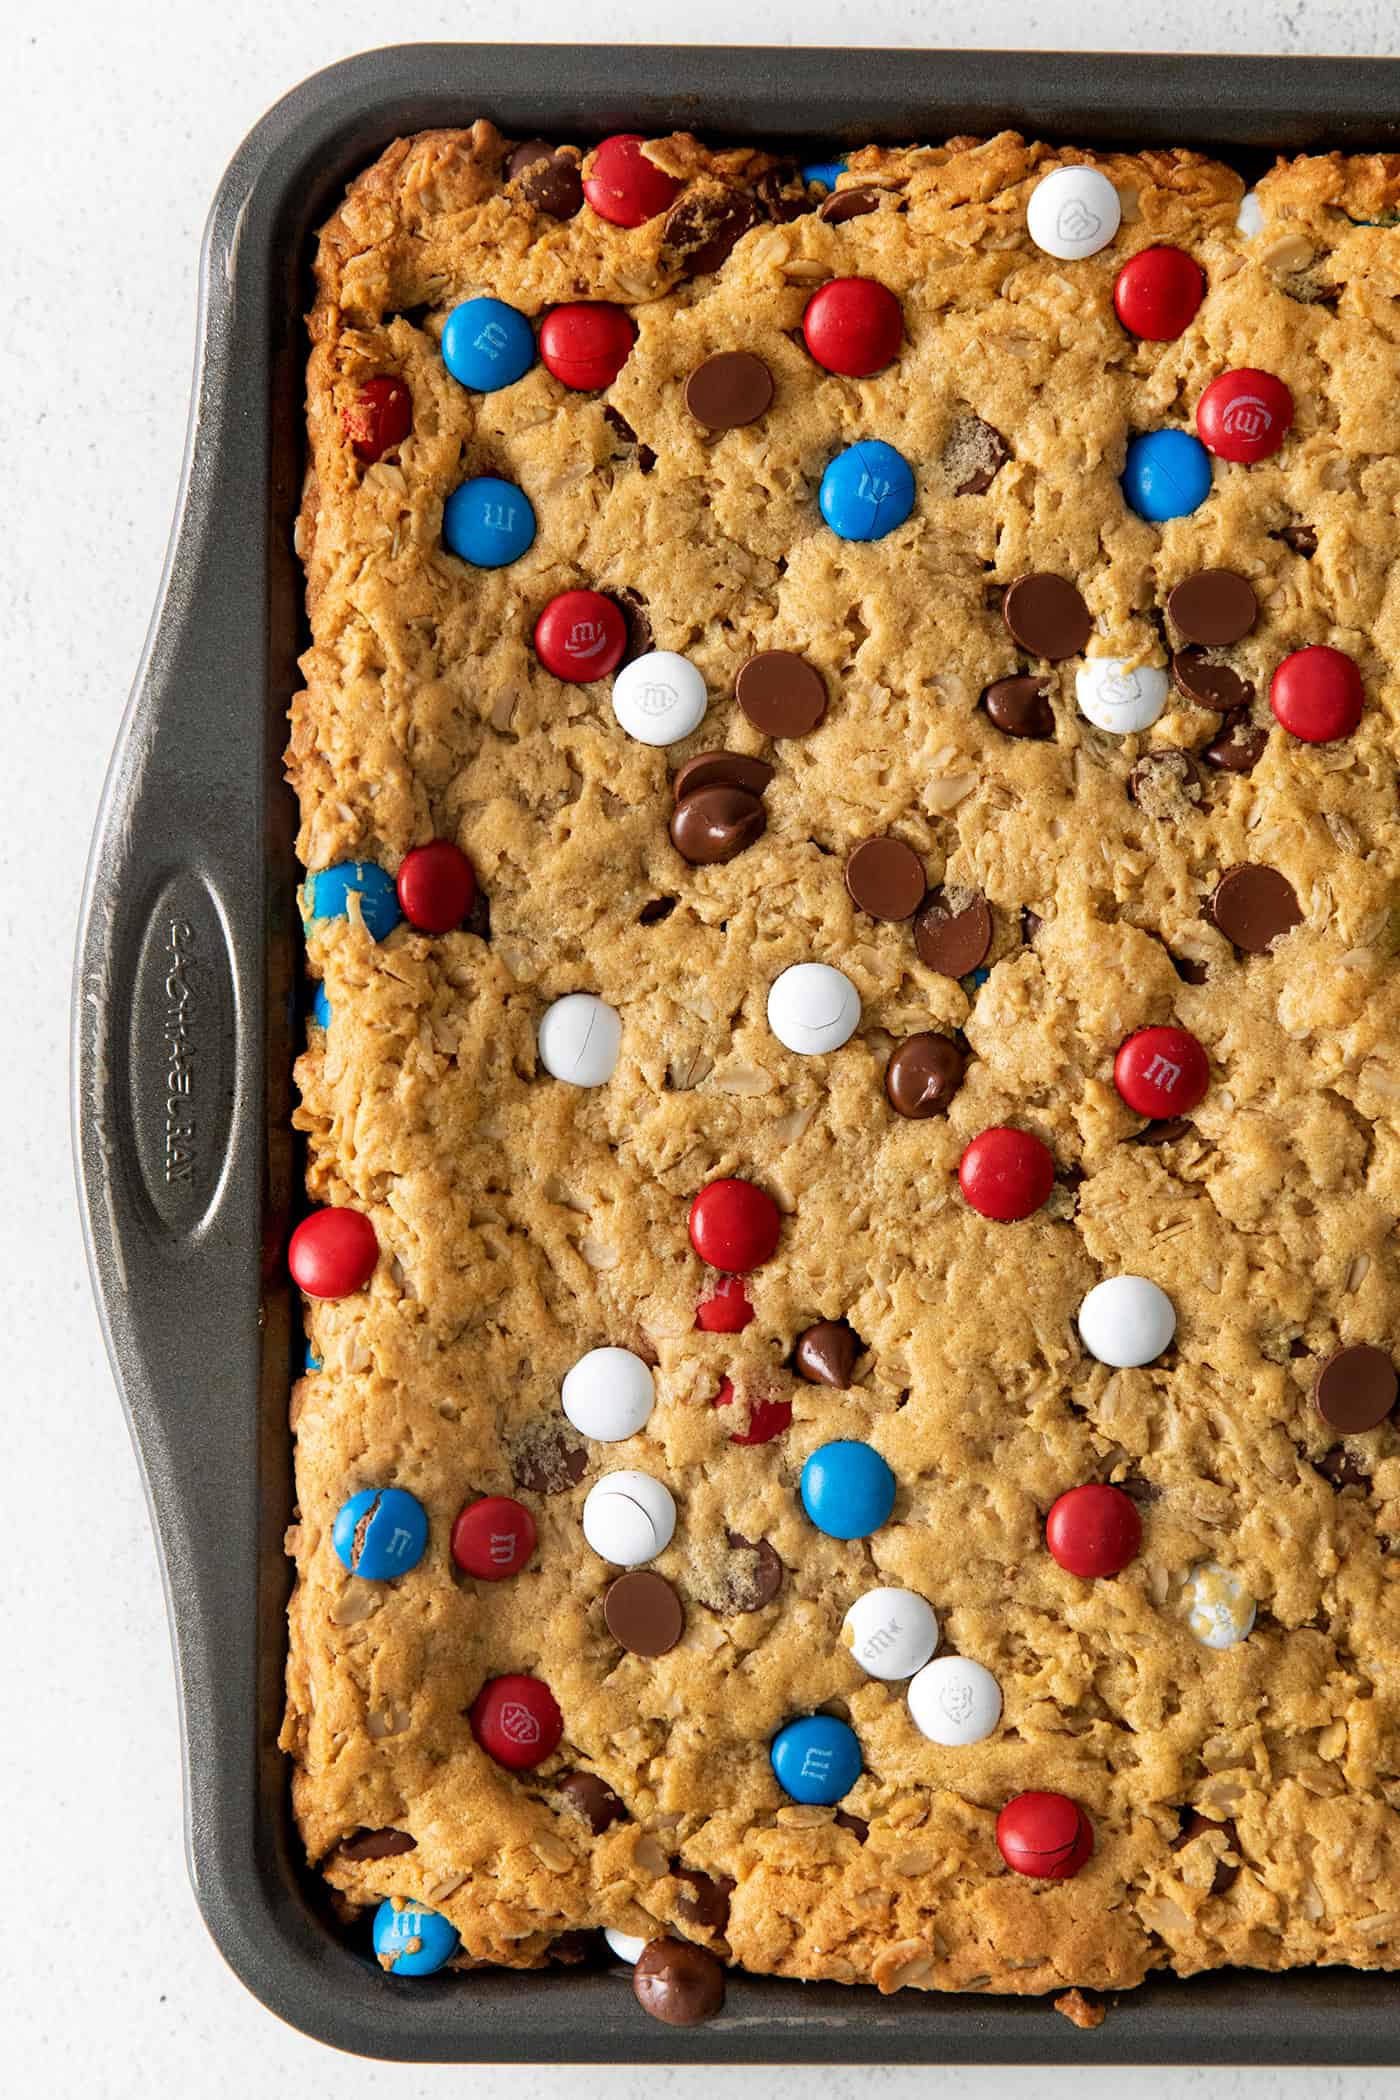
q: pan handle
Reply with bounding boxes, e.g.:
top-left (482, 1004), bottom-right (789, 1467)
top-left (70, 166), bottom-right (297, 1909)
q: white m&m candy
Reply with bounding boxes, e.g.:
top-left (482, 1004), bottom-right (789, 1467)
top-left (767, 963), bottom-right (861, 1055)
top-left (604, 1928), bottom-right (648, 1963)
top-left (842, 1587), bottom-right (939, 1681)
top-left (582, 1470), bottom-right (677, 1566)
top-left (1236, 190), bottom-right (1265, 238)
top-left (562, 1347), bottom-right (655, 1441)
top-left (1078, 1275), bottom-right (1176, 1368)
top-left (1182, 1562), bottom-right (1256, 1649)
top-left (612, 651), bottom-right (707, 746)
top-left (1027, 166), bottom-right (1122, 261)
top-left (538, 993), bottom-right (622, 1086)
top-left (907, 1655), bottom-right (1003, 1746)
top-left (1076, 658), bottom-right (1170, 734)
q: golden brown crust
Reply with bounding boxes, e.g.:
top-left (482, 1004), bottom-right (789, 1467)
top-left (285, 123), bottom-right (1400, 1997)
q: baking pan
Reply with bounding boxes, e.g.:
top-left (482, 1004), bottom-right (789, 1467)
top-left (73, 44), bottom-right (1400, 2063)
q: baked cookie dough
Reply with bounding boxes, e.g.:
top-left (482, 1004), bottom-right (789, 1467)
top-left (283, 121), bottom-right (1400, 2013)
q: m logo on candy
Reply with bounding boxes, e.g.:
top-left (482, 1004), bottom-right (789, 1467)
top-left (1219, 394), bottom-right (1273, 440)
top-left (637, 682), bottom-right (678, 715)
top-left (500, 1701), bottom-right (543, 1746)
top-left (1055, 198), bottom-right (1101, 243)
top-left (567, 619), bottom-right (611, 658)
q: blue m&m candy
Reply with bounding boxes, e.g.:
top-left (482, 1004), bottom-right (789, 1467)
top-left (441, 297), bottom-right (536, 392)
top-left (820, 441), bottom-right (916, 542)
top-left (800, 1439), bottom-right (896, 1540)
top-left (304, 1339), bottom-right (322, 1372)
top-left (372, 1899), bottom-right (459, 1976)
top-left (443, 476), bottom-right (537, 568)
top-left (771, 1715), bottom-right (863, 1804)
top-left (311, 981), bottom-right (331, 1030)
top-left (801, 155), bottom-right (847, 191)
top-left (1121, 429), bottom-right (1213, 522)
top-left (305, 862), bottom-right (401, 941)
top-left (332, 1487), bottom-right (429, 1580)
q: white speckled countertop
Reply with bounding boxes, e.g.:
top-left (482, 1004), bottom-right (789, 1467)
top-left (10, 4), bottom-right (1399, 2093)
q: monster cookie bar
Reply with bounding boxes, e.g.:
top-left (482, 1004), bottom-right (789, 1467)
top-left (282, 123), bottom-right (1400, 2023)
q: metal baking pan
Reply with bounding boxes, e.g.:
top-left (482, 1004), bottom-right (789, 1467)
top-left (73, 43), bottom-right (1400, 2064)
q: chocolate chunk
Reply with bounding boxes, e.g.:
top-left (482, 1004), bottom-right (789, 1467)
top-left (818, 184), bottom-right (882, 222)
top-left (605, 1570), bottom-right (685, 1656)
top-left (512, 1423), bottom-right (588, 1494)
top-left (1203, 719), bottom-right (1268, 774)
top-left (1315, 1447), bottom-right (1372, 1492)
top-left (1314, 1344), bottom-right (1398, 1433)
top-left (736, 650), bottom-right (827, 737)
top-left (982, 674), bottom-right (1055, 739)
top-left (1128, 748), bottom-right (1203, 812)
top-left (1002, 574), bottom-right (1092, 661)
top-left (1172, 648), bottom-right (1254, 713)
top-left (1280, 523), bottom-right (1318, 557)
top-left (753, 164), bottom-right (813, 222)
top-left (1173, 1811), bottom-right (1242, 1894)
top-left (507, 142), bottom-right (584, 219)
top-left (1171, 950), bottom-right (1209, 985)
top-left (463, 886), bottom-right (492, 942)
top-left (794, 1319), bottom-right (862, 1387)
top-left (670, 784), bottom-right (767, 865)
top-left (684, 351), bottom-right (774, 430)
top-left (1021, 907), bottom-right (1044, 944)
top-left (602, 410), bottom-right (657, 475)
top-left (638, 896), bottom-right (678, 924)
top-left (834, 1810), bottom-right (869, 1840)
top-left (614, 584), bottom-right (653, 662)
top-left (943, 414), bottom-right (1010, 496)
top-left (845, 835), bottom-right (925, 920)
top-left (1167, 570), bottom-right (1258, 646)
top-left (1128, 1117), bottom-right (1195, 1145)
top-left (674, 1867), bottom-right (734, 1935)
top-left (549, 1929), bottom-right (599, 1963)
top-left (1209, 865), bottom-right (1303, 952)
top-left (663, 190), bottom-right (758, 276)
top-left (1116, 1474), bottom-right (1163, 1506)
top-left (672, 751), bottom-right (774, 802)
top-left (885, 1032), bottom-right (965, 1119)
top-left (632, 1937), bottom-right (726, 2026)
top-left (558, 1771), bottom-right (627, 1833)
top-left (914, 888), bottom-right (993, 976)
top-left (722, 1530), bottom-right (784, 1612)
top-left (338, 1827), bottom-right (416, 1861)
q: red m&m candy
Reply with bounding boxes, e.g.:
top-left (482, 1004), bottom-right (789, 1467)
top-left (451, 1496), bottom-right (537, 1580)
top-left (1113, 1025), bottom-right (1210, 1117)
top-left (342, 376), bottom-right (411, 462)
top-left (583, 136), bottom-right (680, 227)
top-left (1045, 1484), bottom-right (1142, 1578)
top-left (397, 841), bottom-right (476, 932)
top-left (288, 1207), bottom-right (378, 1298)
top-left (539, 304), bottom-right (637, 390)
top-left (958, 1128), bottom-right (1056, 1222)
top-left (696, 1276), bottom-right (754, 1332)
top-left (996, 1792), bottom-right (1094, 1880)
top-left (469, 1674), bottom-right (563, 1769)
top-left (712, 1376), bottom-right (792, 1446)
top-left (802, 278), bottom-right (903, 378)
top-left (534, 590), bottom-right (628, 682)
top-left (1270, 645), bottom-right (1365, 742)
top-left (1112, 246), bottom-right (1205, 341)
top-left (1196, 368), bottom-right (1293, 463)
top-left (689, 1178), bottom-right (783, 1272)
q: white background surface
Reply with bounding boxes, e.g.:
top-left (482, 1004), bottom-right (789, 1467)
top-left (7, 2), bottom-right (1398, 2094)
